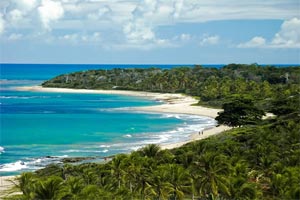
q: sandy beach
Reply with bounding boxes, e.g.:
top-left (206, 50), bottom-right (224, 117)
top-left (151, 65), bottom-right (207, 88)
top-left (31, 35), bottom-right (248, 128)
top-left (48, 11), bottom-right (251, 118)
top-left (15, 86), bottom-right (221, 118)
top-left (1, 86), bottom-right (230, 193)
top-left (0, 176), bottom-right (20, 198)
top-left (15, 86), bottom-right (229, 150)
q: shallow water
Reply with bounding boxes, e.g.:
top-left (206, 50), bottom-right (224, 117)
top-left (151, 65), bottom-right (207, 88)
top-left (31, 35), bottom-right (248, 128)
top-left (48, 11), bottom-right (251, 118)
top-left (0, 64), bottom-right (216, 175)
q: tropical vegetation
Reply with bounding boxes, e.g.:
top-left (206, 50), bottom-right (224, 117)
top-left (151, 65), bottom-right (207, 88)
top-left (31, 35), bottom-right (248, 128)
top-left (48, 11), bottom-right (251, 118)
top-left (7, 110), bottom-right (300, 199)
top-left (4, 64), bottom-right (300, 199)
top-left (42, 64), bottom-right (300, 108)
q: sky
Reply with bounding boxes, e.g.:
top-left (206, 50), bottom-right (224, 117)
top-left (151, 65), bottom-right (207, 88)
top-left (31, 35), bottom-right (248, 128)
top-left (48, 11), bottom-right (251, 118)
top-left (0, 0), bottom-right (299, 64)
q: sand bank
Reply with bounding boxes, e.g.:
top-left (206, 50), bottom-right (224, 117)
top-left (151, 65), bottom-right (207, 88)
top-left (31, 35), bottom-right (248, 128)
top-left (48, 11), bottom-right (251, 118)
top-left (15, 86), bottom-right (230, 150)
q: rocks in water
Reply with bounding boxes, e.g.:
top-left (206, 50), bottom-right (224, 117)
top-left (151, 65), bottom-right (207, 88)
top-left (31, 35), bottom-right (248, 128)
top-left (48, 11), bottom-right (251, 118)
top-left (61, 157), bottom-right (96, 163)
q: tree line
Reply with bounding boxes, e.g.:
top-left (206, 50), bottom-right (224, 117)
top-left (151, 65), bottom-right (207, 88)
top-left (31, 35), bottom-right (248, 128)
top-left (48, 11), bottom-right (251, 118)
top-left (42, 64), bottom-right (300, 108)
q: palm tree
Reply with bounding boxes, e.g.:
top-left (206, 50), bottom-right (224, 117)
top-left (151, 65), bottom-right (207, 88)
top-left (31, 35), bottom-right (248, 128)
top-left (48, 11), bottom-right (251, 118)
top-left (110, 154), bottom-right (127, 188)
top-left (121, 152), bottom-right (142, 198)
top-left (188, 167), bottom-right (199, 200)
top-left (164, 164), bottom-right (188, 200)
top-left (81, 168), bottom-right (98, 185)
top-left (78, 184), bottom-right (111, 200)
top-left (16, 172), bottom-right (36, 198)
top-left (135, 163), bottom-right (151, 200)
top-left (194, 152), bottom-right (231, 198)
top-left (140, 144), bottom-right (161, 158)
top-left (229, 177), bottom-right (260, 199)
top-left (148, 166), bottom-right (173, 200)
top-left (34, 176), bottom-right (67, 200)
top-left (65, 176), bottom-right (85, 198)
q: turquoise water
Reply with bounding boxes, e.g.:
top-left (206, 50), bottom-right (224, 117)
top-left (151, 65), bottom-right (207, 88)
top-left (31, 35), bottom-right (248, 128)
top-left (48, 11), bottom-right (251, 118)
top-left (0, 64), bottom-right (216, 175)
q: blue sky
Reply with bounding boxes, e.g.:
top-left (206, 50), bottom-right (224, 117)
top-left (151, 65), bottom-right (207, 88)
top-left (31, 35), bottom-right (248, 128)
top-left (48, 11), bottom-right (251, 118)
top-left (0, 0), bottom-right (299, 64)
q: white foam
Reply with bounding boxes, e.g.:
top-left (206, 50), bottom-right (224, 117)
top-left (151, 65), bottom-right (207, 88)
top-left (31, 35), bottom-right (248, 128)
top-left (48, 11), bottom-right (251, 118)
top-left (123, 134), bottom-right (132, 138)
top-left (61, 149), bottom-right (108, 153)
top-left (48, 155), bottom-right (68, 158)
top-left (31, 158), bottom-right (42, 164)
top-left (99, 145), bottom-right (111, 148)
top-left (98, 107), bottom-right (132, 112)
top-left (0, 95), bottom-right (51, 99)
top-left (0, 161), bottom-right (27, 172)
top-left (0, 155), bottom-right (71, 173)
top-left (0, 112), bottom-right (217, 174)
top-left (0, 146), bottom-right (4, 154)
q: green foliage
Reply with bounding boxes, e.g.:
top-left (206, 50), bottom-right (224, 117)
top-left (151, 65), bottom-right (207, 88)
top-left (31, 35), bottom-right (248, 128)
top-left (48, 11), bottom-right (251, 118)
top-left (270, 94), bottom-right (300, 116)
top-left (215, 97), bottom-right (265, 127)
top-left (33, 176), bottom-right (67, 200)
top-left (42, 64), bottom-right (300, 108)
top-left (10, 113), bottom-right (300, 200)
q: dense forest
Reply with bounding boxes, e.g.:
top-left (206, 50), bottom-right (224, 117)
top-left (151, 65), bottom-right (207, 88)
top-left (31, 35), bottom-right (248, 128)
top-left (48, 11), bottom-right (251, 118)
top-left (5, 64), bottom-right (300, 199)
top-left (42, 64), bottom-right (300, 108)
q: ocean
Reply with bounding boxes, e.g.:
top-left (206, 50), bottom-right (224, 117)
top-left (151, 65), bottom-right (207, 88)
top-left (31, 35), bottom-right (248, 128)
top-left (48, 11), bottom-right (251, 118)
top-left (0, 64), bottom-right (219, 176)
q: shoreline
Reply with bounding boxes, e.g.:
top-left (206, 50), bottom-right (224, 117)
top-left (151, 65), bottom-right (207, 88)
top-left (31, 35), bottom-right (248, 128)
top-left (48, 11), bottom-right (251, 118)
top-left (14, 86), bottom-right (221, 118)
top-left (1, 86), bottom-right (230, 192)
top-left (14, 86), bottom-right (230, 150)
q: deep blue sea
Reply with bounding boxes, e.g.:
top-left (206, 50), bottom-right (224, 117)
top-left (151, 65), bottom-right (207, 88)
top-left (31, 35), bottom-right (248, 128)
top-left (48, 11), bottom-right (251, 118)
top-left (0, 64), bottom-right (219, 176)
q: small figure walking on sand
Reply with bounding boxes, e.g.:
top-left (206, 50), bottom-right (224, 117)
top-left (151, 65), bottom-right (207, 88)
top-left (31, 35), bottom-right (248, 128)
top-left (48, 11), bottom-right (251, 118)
top-left (201, 130), bottom-right (204, 135)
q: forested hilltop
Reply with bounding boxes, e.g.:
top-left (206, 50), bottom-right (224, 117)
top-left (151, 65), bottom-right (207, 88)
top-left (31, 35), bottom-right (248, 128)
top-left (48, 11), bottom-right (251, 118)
top-left (42, 64), bottom-right (300, 108)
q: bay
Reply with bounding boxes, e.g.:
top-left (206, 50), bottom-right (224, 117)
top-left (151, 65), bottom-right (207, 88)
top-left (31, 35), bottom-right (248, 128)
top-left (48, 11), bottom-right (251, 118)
top-left (0, 64), bottom-right (216, 175)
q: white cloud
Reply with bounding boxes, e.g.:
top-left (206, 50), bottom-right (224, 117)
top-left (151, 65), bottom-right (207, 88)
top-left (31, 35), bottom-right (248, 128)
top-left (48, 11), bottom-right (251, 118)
top-left (13, 0), bottom-right (37, 11)
top-left (123, 20), bottom-right (155, 43)
top-left (177, 1), bottom-right (299, 23)
top-left (2, 1), bottom-right (299, 31)
top-left (238, 36), bottom-right (266, 48)
top-left (173, 0), bottom-right (183, 19)
top-left (0, 15), bottom-right (4, 35)
top-left (122, 0), bottom-right (160, 47)
top-left (8, 33), bottom-right (23, 40)
top-left (271, 17), bottom-right (300, 48)
top-left (1, 0), bottom-right (299, 49)
top-left (200, 35), bottom-right (220, 46)
top-left (59, 32), bottom-right (101, 44)
top-left (87, 6), bottom-right (112, 20)
top-left (7, 9), bottom-right (23, 24)
top-left (38, 0), bottom-right (64, 30)
top-left (180, 33), bottom-right (191, 41)
top-left (238, 18), bottom-right (300, 48)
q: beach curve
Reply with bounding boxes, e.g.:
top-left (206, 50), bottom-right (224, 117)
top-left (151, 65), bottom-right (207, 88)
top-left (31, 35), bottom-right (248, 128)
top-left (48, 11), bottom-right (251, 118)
top-left (14, 86), bottom-right (230, 149)
top-left (1, 86), bottom-right (231, 193)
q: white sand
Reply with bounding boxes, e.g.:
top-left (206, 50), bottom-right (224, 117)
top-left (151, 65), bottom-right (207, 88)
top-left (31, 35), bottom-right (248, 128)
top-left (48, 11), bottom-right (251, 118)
top-left (0, 176), bottom-right (21, 198)
top-left (15, 86), bottom-right (231, 150)
top-left (0, 176), bottom-right (15, 192)
top-left (14, 86), bottom-right (164, 97)
top-left (15, 86), bottom-right (221, 118)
